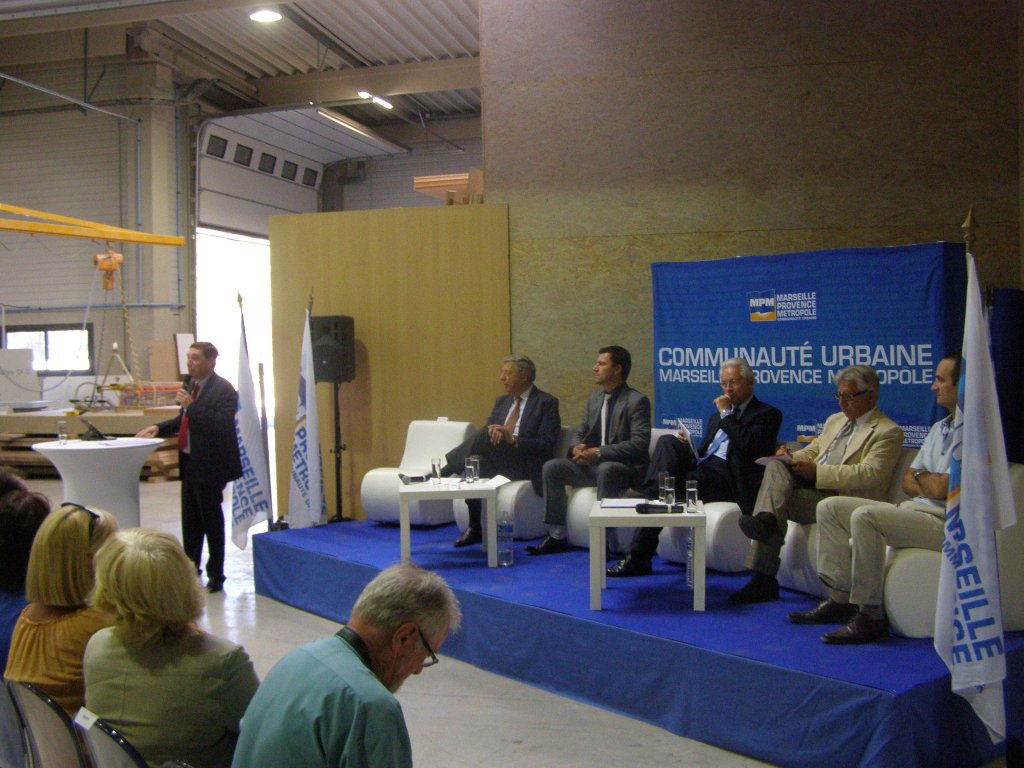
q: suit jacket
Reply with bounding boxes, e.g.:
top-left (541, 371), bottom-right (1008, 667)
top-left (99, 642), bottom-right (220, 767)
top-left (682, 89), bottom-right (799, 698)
top-left (792, 407), bottom-right (903, 498)
top-left (700, 395), bottom-right (782, 516)
top-left (485, 387), bottom-right (561, 494)
top-left (158, 371), bottom-right (243, 488)
top-left (574, 384), bottom-right (651, 473)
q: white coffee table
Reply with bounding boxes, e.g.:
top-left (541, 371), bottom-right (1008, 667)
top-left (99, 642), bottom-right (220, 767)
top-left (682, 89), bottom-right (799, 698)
top-left (398, 480), bottom-right (499, 567)
top-left (32, 437), bottom-right (164, 529)
top-left (589, 499), bottom-right (706, 611)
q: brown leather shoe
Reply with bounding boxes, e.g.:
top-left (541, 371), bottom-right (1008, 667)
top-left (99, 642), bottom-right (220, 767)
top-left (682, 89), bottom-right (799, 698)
top-left (453, 527), bottom-right (482, 548)
top-left (789, 600), bottom-right (858, 625)
top-left (822, 612), bottom-right (889, 644)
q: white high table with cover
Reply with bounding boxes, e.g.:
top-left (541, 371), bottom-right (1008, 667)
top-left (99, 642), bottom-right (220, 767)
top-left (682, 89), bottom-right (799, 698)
top-left (32, 437), bottom-right (164, 529)
top-left (589, 498), bottom-right (707, 611)
top-left (398, 478), bottom-right (502, 567)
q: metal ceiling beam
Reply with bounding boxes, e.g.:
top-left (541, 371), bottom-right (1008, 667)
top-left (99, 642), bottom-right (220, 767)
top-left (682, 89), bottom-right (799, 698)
top-left (0, 0), bottom-right (278, 37)
top-left (255, 56), bottom-right (480, 106)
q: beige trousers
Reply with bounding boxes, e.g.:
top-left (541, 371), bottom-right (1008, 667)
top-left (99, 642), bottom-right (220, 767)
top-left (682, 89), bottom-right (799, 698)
top-left (816, 496), bottom-right (945, 607)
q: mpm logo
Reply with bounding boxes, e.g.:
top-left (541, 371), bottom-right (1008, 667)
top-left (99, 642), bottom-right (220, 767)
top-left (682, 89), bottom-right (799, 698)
top-left (748, 290), bottom-right (776, 322)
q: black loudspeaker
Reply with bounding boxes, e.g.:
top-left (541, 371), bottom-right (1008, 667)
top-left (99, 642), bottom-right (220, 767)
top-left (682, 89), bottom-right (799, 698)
top-left (310, 315), bottom-right (355, 383)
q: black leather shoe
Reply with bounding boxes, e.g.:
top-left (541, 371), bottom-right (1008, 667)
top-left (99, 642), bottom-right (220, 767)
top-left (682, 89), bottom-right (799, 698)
top-left (789, 599), bottom-right (858, 625)
top-left (453, 527), bottom-right (482, 548)
top-left (727, 573), bottom-right (779, 604)
top-left (207, 579), bottom-right (225, 594)
top-left (822, 612), bottom-right (889, 644)
top-left (739, 511), bottom-right (779, 542)
top-left (606, 554), bottom-right (652, 577)
top-left (526, 536), bottom-right (570, 556)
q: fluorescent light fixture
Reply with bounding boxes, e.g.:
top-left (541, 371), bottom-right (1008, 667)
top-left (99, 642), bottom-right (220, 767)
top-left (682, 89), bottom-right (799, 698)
top-left (250, 8), bottom-right (282, 22)
top-left (356, 90), bottom-right (394, 110)
top-left (316, 108), bottom-right (379, 140)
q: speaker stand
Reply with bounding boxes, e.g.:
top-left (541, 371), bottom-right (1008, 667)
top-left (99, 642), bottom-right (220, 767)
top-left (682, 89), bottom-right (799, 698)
top-left (329, 380), bottom-right (350, 522)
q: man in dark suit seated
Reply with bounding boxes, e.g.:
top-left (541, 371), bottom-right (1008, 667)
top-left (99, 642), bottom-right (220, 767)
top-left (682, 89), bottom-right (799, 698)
top-left (444, 355), bottom-right (561, 548)
top-left (608, 357), bottom-right (782, 576)
top-left (528, 345), bottom-right (651, 555)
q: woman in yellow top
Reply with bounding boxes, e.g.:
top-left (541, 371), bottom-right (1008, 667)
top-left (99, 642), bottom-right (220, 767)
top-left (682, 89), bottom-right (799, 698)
top-left (4, 502), bottom-right (117, 713)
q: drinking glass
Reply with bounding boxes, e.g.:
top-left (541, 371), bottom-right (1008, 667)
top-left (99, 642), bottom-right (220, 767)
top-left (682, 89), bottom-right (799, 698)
top-left (431, 458), bottom-right (443, 484)
top-left (662, 476), bottom-right (675, 506)
top-left (657, 471), bottom-right (670, 502)
top-left (685, 480), bottom-right (698, 513)
top-left (57, 420), bottom-right (68, 445)
top-left (465, 457), bottom-right (479, 483)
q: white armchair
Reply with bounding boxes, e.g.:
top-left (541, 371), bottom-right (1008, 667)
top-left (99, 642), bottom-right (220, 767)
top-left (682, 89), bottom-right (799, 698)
top-left (360, 419), bottom-right (474, 525)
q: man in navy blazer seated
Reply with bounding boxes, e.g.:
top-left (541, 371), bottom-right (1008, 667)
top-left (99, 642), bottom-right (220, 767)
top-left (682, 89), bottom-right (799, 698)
top-left (608, 357), bottom-right (782, 577)
top-left (444, 355), bottom-right (561, 548)
top-left (136, 341), bottom-right (242, 593)
top-left (528, 345), bottom-right (651, 555)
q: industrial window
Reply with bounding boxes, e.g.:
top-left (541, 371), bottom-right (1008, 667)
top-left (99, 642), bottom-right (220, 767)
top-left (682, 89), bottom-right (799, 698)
top-left (281, 160), bottom-right (298, 181)
top-left (302, 168), bottom-right (318, 187)
top-left (3, 324), bottom-right (94, 375)
top-left (233, 144), bottom-right (254, 166)
top-left (258, 152), bottom-right (277, 174)
top-left (206, 134), bottom-right (228, 158)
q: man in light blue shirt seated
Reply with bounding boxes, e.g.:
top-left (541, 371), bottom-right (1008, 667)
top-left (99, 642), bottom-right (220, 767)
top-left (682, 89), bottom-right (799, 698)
top-left (231, 563), bottom-right (461, 768)
top-left (790, 353), bottom-right (961, 645)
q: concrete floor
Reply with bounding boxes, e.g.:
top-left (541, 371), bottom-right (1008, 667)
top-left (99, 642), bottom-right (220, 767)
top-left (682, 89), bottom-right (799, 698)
top-left (29, 477), bottom-right (1007, 768)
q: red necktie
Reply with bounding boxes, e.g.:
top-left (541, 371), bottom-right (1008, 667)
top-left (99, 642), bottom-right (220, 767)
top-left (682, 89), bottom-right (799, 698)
top-left (177, 384), bottom-right (200, 451)
top-left (504, 396), bottom-right (521, 432)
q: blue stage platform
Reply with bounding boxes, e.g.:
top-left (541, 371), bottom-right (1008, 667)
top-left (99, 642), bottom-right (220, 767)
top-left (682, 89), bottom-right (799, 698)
top-left (252, 521), bottom-right (1022, 768)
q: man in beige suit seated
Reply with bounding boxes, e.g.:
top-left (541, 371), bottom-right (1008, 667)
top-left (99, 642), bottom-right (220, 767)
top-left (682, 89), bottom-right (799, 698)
top-left (790, 353), bottom-right (960, 644)
top-left (729, 365), bottom-right (904, 605)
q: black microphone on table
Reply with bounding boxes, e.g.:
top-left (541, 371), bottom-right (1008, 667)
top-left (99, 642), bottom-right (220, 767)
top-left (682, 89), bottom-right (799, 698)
top-left (79, 418), bottom-right (110, 441)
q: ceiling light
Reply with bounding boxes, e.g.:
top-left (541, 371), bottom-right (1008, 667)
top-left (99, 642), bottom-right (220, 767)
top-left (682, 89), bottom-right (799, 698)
top-left (356, 90), bottom-right (394, 110)
top-left (250, 8), bottom-right (282, 23)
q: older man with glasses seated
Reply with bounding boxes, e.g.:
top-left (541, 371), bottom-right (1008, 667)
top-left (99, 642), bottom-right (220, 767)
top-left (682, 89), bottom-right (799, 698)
top-left (729, 365), bottom-right (904, 605)
top-left (231, 563), bottom-right (461, 768)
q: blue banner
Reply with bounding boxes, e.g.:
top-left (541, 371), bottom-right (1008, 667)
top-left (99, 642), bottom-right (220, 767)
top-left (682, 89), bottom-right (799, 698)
top-left (653, 243), bottom-right (966, 447)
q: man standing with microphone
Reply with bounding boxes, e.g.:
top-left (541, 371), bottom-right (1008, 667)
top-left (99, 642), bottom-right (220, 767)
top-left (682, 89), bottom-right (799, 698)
top-left (136, 342), bottom-right (242, 593)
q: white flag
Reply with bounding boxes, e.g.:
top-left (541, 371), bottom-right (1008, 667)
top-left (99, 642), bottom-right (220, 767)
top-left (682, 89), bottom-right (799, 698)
top-left (934, 253), bottom-right (1016, 742)
top-left (231, 314), bottom-right (272, 548)
top-left (288, 309), bottom-right (327, 528)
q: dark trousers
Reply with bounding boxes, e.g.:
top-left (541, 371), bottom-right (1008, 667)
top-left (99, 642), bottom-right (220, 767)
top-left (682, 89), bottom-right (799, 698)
top-left (180, 454), bottom-right (227, 583)
top-left (630, 435), bottom-right (735, 559)
top-left (458, 428), bottom-right (531, 530)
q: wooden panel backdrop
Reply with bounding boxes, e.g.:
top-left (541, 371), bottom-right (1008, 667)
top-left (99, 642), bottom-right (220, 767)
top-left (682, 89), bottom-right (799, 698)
top-left (269, 204), bottom-right (510, 520)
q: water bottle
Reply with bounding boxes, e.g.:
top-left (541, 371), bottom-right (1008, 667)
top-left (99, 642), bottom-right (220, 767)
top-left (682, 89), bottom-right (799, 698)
top-left (497, 508), bottom-right (514, 567)
top-left (686, 529), bottom-right (694, 588)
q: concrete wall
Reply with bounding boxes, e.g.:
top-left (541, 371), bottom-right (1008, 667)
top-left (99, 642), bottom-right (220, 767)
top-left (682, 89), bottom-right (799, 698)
top-left (480, 0), bottom-right (1021, 418)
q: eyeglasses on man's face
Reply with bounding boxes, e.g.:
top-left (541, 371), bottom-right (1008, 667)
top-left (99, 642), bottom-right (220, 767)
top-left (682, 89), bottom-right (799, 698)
top-left (833, 390), bottom-right (869, 404)
top-left (416, 626), bottom-right (439, 668)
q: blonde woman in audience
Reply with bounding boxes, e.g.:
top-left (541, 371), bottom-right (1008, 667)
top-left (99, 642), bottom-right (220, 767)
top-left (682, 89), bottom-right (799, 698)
top-left (3, 502), bottom-right (117, 713)
top-left (85, 529), bottom-right (259, 768)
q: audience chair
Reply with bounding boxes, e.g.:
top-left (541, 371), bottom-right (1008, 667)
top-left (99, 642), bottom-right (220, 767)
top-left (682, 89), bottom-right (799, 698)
top-left (6, 681), bottom-right (88, 768)
top-left (75, 708), bottom-right (149, 768)
top-left (454, 425), bottom-right (575, 540)
top-left (0, 681), bottom-right (27, 768)
top-left (361, 419), bottom-right (474, 525)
